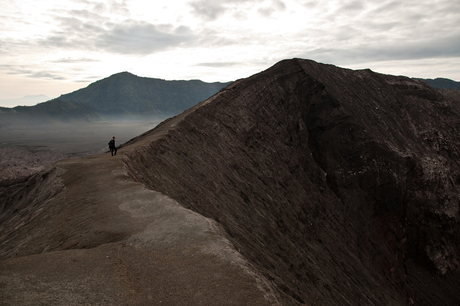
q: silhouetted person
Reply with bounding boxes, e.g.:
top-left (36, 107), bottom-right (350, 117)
top-left (108, 136), bottom-right (117, 156)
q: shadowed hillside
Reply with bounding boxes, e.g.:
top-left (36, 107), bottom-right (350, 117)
top-left (123, 59), bottom-right (460, 305)
top-left (58, 72), bottom-right (231, 116)
top-left (0, 73), bottom-right (229, 127)
top-left (417, 77), bottom-right (460, 90)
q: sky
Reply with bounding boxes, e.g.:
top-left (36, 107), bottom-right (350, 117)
top-left (0, 0), bottom-right (459, 106)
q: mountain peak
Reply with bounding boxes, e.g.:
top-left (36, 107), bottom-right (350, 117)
top-left (57, 74), bottom-right (231, 116)
top-left (110, 71), bottom-right (137, 77)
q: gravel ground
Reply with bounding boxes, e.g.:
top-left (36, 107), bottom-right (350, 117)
top-left (0, 112), bottom-right (281, 306)
top-left (0, 147), bottom-right (65, 183)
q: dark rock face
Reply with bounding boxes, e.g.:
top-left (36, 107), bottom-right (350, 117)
top-left (124, 59), bottom-right (460, 305)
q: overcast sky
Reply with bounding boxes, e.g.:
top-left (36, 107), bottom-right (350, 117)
top-left (1, 0), bottom-right (459, 106)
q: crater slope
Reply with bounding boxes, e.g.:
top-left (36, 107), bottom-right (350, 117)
top-left (0, 108), bottom-right (279, 305)
top-left (123, 59), bottom-right (460, 305)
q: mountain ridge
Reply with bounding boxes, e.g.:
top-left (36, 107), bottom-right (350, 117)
top-left (123, 58), bottom-right (460, 304)
top-left (57, 71), bottom-right (231, 116)
top-left (1, 72), bottom-right (457, 126)
top-left (1, 58), bottom-right (460, 305)
top-left (0, 74), bottom-right (230, 127)
top-left (416, 77), bottom-right (460, 90)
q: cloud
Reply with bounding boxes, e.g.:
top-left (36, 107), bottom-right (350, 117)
top-left (188, 0), bottom-right (267, 21)
top-left (65, 9), bottom-right (106, 21)
top-left (258, 0), bottom-right (286, 17)
top-left (67, 0), bottom-right (130, 15)
top-left (338, 1), bottom-right (365, 13)
top-left (1, 0), bottom-right (460, 90)
top-left (1, 66), bottom-right (30, 75)
top-left (37, 12), bottom-right (196, 56)
top-left (298, 33), bottom-right (460, 65)
top-left (51, 58), bottom-right (100, 64)
top-left (96, 21), bottom-right (195, 55)
top-left (195, 62), bottom-right (238, 67)
top-left (369, 0), bottom-right (404, 15)
top-left (30, 72), bottom-right (66, 80)
top-left (0, 64), bottom-right (68, 81)
top-left (75, 75), bottom-right (104, 83)
top-left (31, 2), bottom-right (197, 55)
top-left (188, 0), bottom-right (227, 21)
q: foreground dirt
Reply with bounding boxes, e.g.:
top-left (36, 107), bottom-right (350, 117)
top-left (0, 112), bottom-right (280, 305)
top-left (0, 147), bottom-right (65, 183)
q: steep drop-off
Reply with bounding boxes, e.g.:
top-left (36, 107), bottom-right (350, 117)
top-left (123, 59), bottom-right (460, 305)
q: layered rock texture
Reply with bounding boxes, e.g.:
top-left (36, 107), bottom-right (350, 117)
top-left (1, 58), bottom-right (459, 305)
top-left (123, 59), bottom-right (460, 305)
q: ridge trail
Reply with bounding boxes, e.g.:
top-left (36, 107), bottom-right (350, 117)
top-left (0, 105), bottom-right (279, 305)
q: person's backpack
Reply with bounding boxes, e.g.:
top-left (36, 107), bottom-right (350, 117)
top-left (108, 139), bottom-right (114, 148)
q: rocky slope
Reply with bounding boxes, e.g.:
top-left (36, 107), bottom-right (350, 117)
top-left (0, 124), bottom-right (278, 305)
top-left (123, 59), bottom-right (460, 305)
top-left (0, 147), bottom-right (65, 183)
top-left (1, 58), bottom-right (459, 305)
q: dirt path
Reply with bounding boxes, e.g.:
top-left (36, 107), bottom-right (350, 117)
top-left (0, 110), bottom-right (280, 305)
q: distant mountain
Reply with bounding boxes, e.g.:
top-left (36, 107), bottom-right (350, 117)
top-left (58, 72), bottom-right (231, 116)
top-left (415, 77), bottom-right (460, 90)
top-left (0, 99), bottom-right (100, 127)
top-left (0, 73), bottom-right (231, 127)
top-left (0, 95), bottom-right (51, 108)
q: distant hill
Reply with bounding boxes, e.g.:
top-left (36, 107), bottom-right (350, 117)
top-left (0, 99), bottom-right (100, 127)
top-left (0, 95), bottom-right (51, 108)
top-left (0, 73), bottom-right (231, 127)
top-left (58, 72), bottom-right (231, 116)
top-left (415, 77), bottom-right (460, 90)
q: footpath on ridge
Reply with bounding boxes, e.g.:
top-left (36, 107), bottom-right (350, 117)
top-left (0, 105), bottom-right (279, 305)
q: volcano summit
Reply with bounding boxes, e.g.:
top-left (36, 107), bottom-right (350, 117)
top-left (1, 59), bottom-right (460, 305)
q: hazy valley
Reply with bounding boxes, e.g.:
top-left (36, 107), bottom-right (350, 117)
top-left (0, 119), bottom-right (165, 183)
top-left (0, 73), bottom-right (229, 183)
